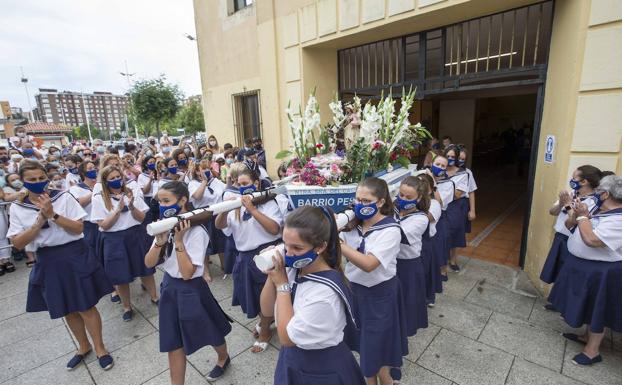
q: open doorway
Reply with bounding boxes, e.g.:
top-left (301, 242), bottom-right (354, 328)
top-left (422, 87), bottom-right (538, 266)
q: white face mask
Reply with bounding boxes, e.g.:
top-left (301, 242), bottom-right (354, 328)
top-left (17, 132), bottom-right (25, 138)
top-left (209, 141), bottom-right (217, 146)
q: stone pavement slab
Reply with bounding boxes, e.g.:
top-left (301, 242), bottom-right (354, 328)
top-left (2, 352), bottom-right (95, 385)
top-left (0, 311), bottom-right (63, 347)
top-left (204, 346), bottom-right (280, 385)
top-left (506, 358), bottom-right (586, 385)
top-left (417, 328), bottom-right (514, 385)
top-left (562, 340), bottom-right (622, 385)
top-left (401, 359), bottom-right (453, 385)
top-left (478, 312), bottom-right (565, 371)
top-left (405, 323), bottom-right (442, 362)
top-left (427, 295), bottom-right (492, 339)
top-left (527, 297), bottom-right (584, 335)
top-left (142, 365), bottom-right (208, 385)
top-left (465, 281), bottom-right (535, 320)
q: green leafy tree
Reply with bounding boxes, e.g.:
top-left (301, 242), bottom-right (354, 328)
top-left (129, 75), bottom-right (183, 139)
top-left (72, 124), bottom-right (102, 140)
top-left (175, 100), bottom-right (205, 138)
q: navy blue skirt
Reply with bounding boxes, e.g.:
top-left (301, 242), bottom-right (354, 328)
top-left (206, 217), bottom-right (227, 256)
top-left (99, 225), bottom-right (155, 285)
top-left (540, 232), bottom-right (571, 284)
top-left (27, 240), bottom-right (113, 319)
top-left (421, 236), bottom-right (442, 303)
top-left (223, 235), bottom-right (237, 275)
top-left (274, 342), bottom-right (365, 385)
top-left (83, 220), bottom-right (100, 261)
top-left (434, 213), bottom-right (450, 266)
top-left (396, 258), bottom-right (429, 336)
top-left (232, 241), bottom-right (279, 318)
top-left (548, 255), bottom-right (622, 333)
top-left (159, 273), bottom-right (233, 355)
top-left (446, 198), bottom-right (468, 249)
top-left (350, 277), bottom-right (409, 377)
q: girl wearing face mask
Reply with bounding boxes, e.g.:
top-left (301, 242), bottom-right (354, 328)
top-left (90, 166), bottom-right (157, 322)
top-left (423, 138), bottom-right (442, 167)
top-left (340, 177), bottom-right (408, 385)
top-left (207, 135), bottom-right (221, 154)
top-left (395, 176), bottom-right (430, 337)
top-left (220, 150), bottom-right (236, 183)
top-left (442, 146), bottom-right (469, 273)
top-left (145, 181), bottom-right (233, 382)
top-left (159, 158), bottom-right (182, 188)
top-left (189, 159), bottom-right (227, 277)
top-left (69, 161), bottom-right (99, 262)
top-left (418, 174), bottom-right (444, 306)
top-left (215, 168), bottom-right (284, 353)
top-left (261, 206), bottom-right (365, 385)
top-left (64, 155), bottom-right (83, 187)
top-left (220, 163), bottom-right (246, 278)
top-left (138, 156), bottom-right (160, 225)
top-left (547, 175), bottom-right (622, 366)
top-left (7, 160), bottom-right (114, 371)
top-left (428, 155), bottom-right (452, 281)
top-left (458, 148), bottom-right (477, 231)
top-left (172, 149), bottom-right (191, 181)
top-left (540, 165), bottom-right (601, 291)
top-left (21, 144), bottom-right (40, 160)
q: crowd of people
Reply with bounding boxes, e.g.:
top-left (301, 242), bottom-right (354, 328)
top-left (0, 127), bottom-right (620, 385)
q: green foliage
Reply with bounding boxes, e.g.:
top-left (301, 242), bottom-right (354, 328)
top-left (72, 124), bottom-right (102, 140)
top-left (129, 75), bottom-right (183, 138)
top-left (174, 100), bottom-right (205, 137)
top-left (342, 137), bottom-right (371, 184)
top-left (275, 150), bottom-right (292, 159)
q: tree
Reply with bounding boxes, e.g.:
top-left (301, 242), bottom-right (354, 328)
top-left (129, 75), bottom-right (183, 140)
top-left (72, 124), bottom-right (101, 140)
top-left (175, 100), bottom-right (205, 138)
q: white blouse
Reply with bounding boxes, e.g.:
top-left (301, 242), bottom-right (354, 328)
top-left (160, 226), bottom-right (209, 279)
top-left (90, 193), bottom-right (149, 232)
top-left (567, 211), bottom-right (622, 262)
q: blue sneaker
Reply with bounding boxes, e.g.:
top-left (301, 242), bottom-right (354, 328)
top-left (110, 294), bottom-right (120, 303)
top-left (97, 354), bottom-right (114, 370)
top-left (66, 350), bottom-right (91, 371)
top-left (122, 309), bottom-right (133, 322)
top-left (572, 353), bottom-right (602, 366)
top-left (206, 356), bottom-right (230, 380)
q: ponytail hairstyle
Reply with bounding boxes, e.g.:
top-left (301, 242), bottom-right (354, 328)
top-left (99, 165), bottom-right (131, 211)
top-left (418, 173), bottom-right (436, 198)
top-left (400, 175), bottom-right (431, 212)
top-left (358, 176), bottom-right (395, 216)
top-left (576, 165), bottom-right (603, 189)
top-left (159, 181), bottom-right (195, 212)
top-left (285, 206), bottom-right (344, 275)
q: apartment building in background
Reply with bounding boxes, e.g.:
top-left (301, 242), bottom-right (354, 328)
top-left (35, 89), bottom-right (129, 133)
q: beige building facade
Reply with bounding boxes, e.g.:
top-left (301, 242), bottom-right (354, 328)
top-left (193, 0), bottom-right (622, 291)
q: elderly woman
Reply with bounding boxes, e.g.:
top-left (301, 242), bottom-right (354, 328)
top-left (548, 175), bottom-right (622, 365)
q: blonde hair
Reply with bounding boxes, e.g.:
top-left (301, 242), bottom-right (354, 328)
top-left (228, 162), bottom-right (247, 187)
top-left (192, 159), bottom-right (212, 181)
top-left (99, 166), bottom-right (130, 211)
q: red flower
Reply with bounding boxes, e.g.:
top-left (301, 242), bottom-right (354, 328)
top-left (372, 141), bottom-right (383, 150)
top-left (390, 152), bottom-right (398, 161)
top-left (316, 143), bottom-right (324, 149)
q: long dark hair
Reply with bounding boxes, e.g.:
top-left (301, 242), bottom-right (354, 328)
top-left (577, 165), bottom-right (603, 189)
top-left (285, 206), bottom-right (343, 274)
top-left (359, 177), bottom-right (395, 216)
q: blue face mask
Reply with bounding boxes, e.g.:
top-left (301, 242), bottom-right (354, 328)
top-left (167, 166), bottom-right (177, 175)
top-left (569, 179), bottom-right (581, 191)
top-left (24, 180), bottom-right (49, 194)
top-left (594, 192), bottom-right (606, 209)
top-left (159, 202), bottom-right (182, 219)
top-left (457, 159), bottom-right (466, 167)
top-left (85, 170), bottom-right (97, 180)
top-left (147, 163), bottom-right (156, 170)
top-left (431, 165), bottom-right (446, 177)
top-left (107, 178), bottom-right (123, 190)
top-left (23, 148), bottom-right (34, 157)
top-left (447, 158), bottom-right (456, 166)
top-left (69, 167), bottom-right (79, 175)
top-left (284, 248), bottom-right (319, 268)
top-left (204, 170), bottom-right (212, 180)
top-left (432, 143), bottom-right (441, 150)
top-left (178, 159), bottom-right (187, 166)
top-left (354, 202), bottom-right (378, 220)
top-left (396, 196), bottom-right (418, 211)
top-left (239, 184), bottom-right (256, 195)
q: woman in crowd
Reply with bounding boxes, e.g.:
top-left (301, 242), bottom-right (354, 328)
top-left (458, 147), bottom-right (477, 231)
top-left (64, 154), bottom-right (83, 187)
top-left (69, 160), bottom-right (99, 260)
top-left (423, 138), bottom-right (441, 167)
top-left (215, 168), bottom-right (284, 353)
top-left (430, 155), bottom-right (452, 281)
top-left (207, 135), bottom-right (222, 155)
top-left (443, 145), bottom-right (469, 272)
top-left (541, 165), bottom-right (601, 290)
top-left (145, 181), bottom-right (232, 383)
top-left (188, 159), bottom-right (227, 274)
top-left (7, 160), bottom-right (114, 371)
top-left (548, 175), bottom-right (622, 365)
top-left (419, 173), bottom-right (444, 305)
top-left (261, 205), bottom-right (365, 384)
top-left (91, 166), bottom-right (157, 321)
top-left (171, 149), bottom-right (190, 180)
top-left (340, 177), bottom-right (408, 385)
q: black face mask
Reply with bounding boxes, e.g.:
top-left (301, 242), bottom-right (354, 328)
top-left (149, 140), bottom-right (156, 145)
top-left (0, 156), bottom-right (8, 163)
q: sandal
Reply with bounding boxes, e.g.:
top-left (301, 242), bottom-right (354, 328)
top-left (251, 340), bottom-right (269, 353)
top-left (25, 260), bottom-right (35, 268)
top-left (4, 262), bottom-right (15, 273)
top-left (253, 323), bottom-right (261, 339)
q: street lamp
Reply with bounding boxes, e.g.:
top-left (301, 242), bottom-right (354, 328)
top-left (20, 67), bottom-right (35, 123)
top-left (119, 60), bottom-right (139, 139)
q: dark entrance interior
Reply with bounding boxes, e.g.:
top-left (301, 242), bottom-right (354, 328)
top-left (337, 2), bottom-right (553, 267)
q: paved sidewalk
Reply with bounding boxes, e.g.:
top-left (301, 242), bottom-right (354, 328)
top-left (0, 256), bottom-right (620, 385)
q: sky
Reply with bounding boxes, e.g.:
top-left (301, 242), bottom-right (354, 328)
top-left (0, 0), bottom-right (201, 112)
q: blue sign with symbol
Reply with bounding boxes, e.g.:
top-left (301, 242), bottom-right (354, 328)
top-left (544, 135), bottom-right (555, 164)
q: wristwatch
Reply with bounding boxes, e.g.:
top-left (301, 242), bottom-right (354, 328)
top-left (276, 283), bottom-right (291, 293)
top-left (51, 213), bottom-right (60, 222)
